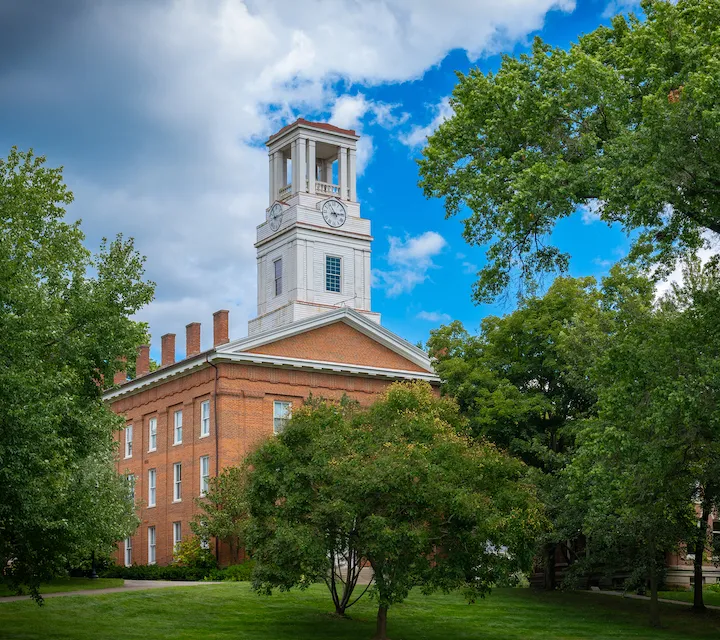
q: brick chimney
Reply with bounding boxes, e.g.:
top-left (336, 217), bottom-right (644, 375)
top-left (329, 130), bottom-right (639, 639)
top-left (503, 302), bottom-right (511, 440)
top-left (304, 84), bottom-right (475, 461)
top-left (113, 356), bottom-right (127, 385)
top-left (186, 322), bottom-right (201, 358)
top-left (161, 333), bottom-right (176, 367)
top-left (136, 344), bottom-right (150, 377)
top-left (213, 310), bottom-right (229, 347)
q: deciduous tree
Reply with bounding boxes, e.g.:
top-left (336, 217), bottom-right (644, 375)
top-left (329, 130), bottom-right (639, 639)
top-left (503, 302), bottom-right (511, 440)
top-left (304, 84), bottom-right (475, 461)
top-left (419, 0), bottom-right (720, 302)
top-left (427, 276), bottom-right (600, 588)
top-left (0, 148), bottom-right (154, 600)
top-left (243, 383), bottom-right (544, 639)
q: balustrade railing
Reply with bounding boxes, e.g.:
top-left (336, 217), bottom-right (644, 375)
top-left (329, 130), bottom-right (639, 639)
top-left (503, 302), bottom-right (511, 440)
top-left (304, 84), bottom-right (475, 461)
top-left (277, 181), bottom-right (348, 199)
top-left (315, 181), bottom-right (340, 196)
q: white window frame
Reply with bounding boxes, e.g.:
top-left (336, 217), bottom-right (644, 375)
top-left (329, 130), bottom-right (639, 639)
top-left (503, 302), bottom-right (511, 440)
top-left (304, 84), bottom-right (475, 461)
top-left (148, 417), bottom-right (157, 452)
top-left (274, 258), bottom-right (283, 296)
top-left (173, 462), bottom-right (182, 502)
top-left (273, 401), bottom-right (292, 435)
top-left (325, 255), bottom-right (342, 293)
top-left (200, 400), bottom-right (210, 438)
top-left (124, 425), bottom-right (133, 458)
top-left (148, 526), bottom-right (156, 565)
top-left (173, 410), bottom-right (183, 445)
top-left (200, 455), bottom-right (210, 497)
top-left (124, 537), bottom-right (132, 567)
top-left (173, 521), bottom-right (182, 551)
top-left (148, 468), bottom-right (156, 507)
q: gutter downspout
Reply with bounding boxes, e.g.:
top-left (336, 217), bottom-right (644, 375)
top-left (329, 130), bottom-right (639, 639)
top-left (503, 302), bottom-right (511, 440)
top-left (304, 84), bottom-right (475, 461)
top-left (207, 354), bottom-right (220, 564)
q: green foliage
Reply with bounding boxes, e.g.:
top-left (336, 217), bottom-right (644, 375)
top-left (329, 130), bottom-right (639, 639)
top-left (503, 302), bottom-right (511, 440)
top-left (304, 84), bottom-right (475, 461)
top-left (244, 382), bottom-right (545, 638)
top-left (172, 536), bottom-right (217, 571)
top-left (427, 276), bottom-right (604, 587)
top-left (0, 148), bottom-right (155, 601)
top-left (564, 258), bottom-right (720, 625)
top-left (100, 561), bottom-right (254, 582)
top-left (419, 0), bottom-right (720, 302)
top-left (220, 561), bottom-right (256, 582)
top-left (191, 466), bottom-right (247, 564)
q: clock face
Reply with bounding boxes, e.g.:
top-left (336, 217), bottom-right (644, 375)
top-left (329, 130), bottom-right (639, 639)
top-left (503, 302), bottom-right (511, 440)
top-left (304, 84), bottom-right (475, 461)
top-left (268, 203), bottom-right (283, 231)
top-left (321, 199), bottom-right (347, 228)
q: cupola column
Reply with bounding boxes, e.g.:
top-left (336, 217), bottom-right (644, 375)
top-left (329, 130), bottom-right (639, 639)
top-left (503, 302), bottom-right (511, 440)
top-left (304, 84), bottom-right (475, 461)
top-left (297, 137), bottom-right (307, 194)
top-left (349, 147), bottom-right (357, 202)
top-left (273, 151), bottom-right (283, 201)
top-left (338, 146), bottom-right (348, 200)
top-left (268, 153), bottom-right (275, 204)
top-left (307, 139), bottom-right (316, 195)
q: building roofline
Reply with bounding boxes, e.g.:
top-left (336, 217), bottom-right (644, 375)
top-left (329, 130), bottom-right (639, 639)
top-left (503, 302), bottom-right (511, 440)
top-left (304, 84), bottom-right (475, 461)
top-left (221, 307), bottom-right (433, 373)
top-left (266, 119), bottom-right (358, 144)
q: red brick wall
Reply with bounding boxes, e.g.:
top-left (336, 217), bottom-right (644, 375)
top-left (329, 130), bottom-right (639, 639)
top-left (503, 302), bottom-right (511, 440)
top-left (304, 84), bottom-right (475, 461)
top-left (247, 322), bottom-right (428, 373)
top-left (112, 361), bottom-right (409, 567)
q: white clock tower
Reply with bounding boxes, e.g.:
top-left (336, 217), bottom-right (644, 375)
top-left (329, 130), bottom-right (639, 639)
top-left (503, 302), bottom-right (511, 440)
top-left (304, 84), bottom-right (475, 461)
top-left (249, 119), bottom-right (380, 336)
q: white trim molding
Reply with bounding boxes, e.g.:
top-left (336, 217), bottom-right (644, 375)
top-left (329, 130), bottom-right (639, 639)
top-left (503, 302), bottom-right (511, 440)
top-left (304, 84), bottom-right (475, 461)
top-left (103, 308), bottom-right (438, 402)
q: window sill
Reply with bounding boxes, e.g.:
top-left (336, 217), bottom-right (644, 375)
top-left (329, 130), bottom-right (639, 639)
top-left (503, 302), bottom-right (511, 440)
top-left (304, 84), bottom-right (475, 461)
top-left (173, 441), bottom-right (182, 446)
top-left (148, 448), bottom-right (156, 453)
top-left (147, 504), bottom-right (156, 509)
top-left (172, 499), bottom-right (182, 504)
top-left (199, 433), bottom-right (209, 439)
top-left (124, 455), bottom-right (132, 460)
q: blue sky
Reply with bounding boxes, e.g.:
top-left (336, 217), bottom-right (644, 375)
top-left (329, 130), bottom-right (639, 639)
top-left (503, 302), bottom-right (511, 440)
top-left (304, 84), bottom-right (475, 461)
top-left (1, 0), bottom-right (641, 358)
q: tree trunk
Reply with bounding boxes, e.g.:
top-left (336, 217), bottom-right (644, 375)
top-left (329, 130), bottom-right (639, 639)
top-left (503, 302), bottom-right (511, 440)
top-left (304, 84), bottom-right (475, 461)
top-left (543, 542), bottom-right (556, 590)
top-left (373, 605), bottom-right (388, 640)
top-left (648, 562), bottom-right (661, 628)
top-left (692, 503), bottom-right (710, 613)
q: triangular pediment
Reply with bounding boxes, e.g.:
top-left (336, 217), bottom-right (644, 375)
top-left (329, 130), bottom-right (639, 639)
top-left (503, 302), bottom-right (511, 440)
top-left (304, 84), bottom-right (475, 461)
top-left (219, 308), bottom-right (434, 374)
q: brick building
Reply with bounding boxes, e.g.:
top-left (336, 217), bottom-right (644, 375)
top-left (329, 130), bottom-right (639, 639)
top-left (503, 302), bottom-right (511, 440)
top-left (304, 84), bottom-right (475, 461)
top-left (105, 120), bottom-right (439, 567)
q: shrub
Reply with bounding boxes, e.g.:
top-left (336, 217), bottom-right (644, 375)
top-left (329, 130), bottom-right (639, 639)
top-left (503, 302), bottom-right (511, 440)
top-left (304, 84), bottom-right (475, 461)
top-left (173, 536), bottom-right (217, 570)
top-left (223, 560), bottom-right (255, 582)
top-left (100, 559), bottom-right (255, 582)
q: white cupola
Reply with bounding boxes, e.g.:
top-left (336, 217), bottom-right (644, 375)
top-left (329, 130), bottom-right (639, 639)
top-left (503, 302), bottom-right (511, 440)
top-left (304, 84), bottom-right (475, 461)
top-left (248, 119), bottom-right (380, 336)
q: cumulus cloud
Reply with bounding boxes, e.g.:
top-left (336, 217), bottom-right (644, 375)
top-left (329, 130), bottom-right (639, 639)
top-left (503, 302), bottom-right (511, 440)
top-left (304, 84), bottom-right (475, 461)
top-left (579, 199), bottom-right (604, 225)
top-left (655, 231), bottom-right (720, 299)
top-left (399, 97), bottom-right (454, 148)
top-left (416, 310), bottom-right (451, 323)
top-left (0, 0), bottom-right (576, 350)
top-left (374, 231), bottom-right (447, 296)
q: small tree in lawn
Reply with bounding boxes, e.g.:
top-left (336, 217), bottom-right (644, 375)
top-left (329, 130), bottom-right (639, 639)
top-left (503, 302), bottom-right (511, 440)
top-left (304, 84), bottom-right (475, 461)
top-left (192, 467), bottom-right (247, 564)
top-left (243, 396), bottom-right (367, 617)
top-left (243, 382), bottom-right (544, 639)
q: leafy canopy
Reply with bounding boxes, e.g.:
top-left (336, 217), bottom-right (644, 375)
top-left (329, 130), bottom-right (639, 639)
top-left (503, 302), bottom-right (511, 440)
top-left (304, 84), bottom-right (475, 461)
top-left (243, 382), bottom-right (545, 639)
top-left (565, 259), bottom-right (720, 625)
top-left (419, 0), bottom-right (720, 302)
top-left (0, 148), bottom-right (154, 599)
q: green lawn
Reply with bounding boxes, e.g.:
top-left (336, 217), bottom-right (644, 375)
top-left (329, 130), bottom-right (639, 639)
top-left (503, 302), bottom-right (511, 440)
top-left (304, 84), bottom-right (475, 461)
top-left (1, 584), bottom-right (720, 639)
top-left (658, 590), bottom-right (720, 607)
top-left (0, 578), bottom-right (124, 598)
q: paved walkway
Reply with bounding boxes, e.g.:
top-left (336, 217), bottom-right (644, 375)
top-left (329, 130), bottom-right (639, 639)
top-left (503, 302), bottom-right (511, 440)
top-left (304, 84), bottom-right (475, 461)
top-left (593, 589), bottom-right (720, 611)
top-left (0, 580), bottom-right (221, 603)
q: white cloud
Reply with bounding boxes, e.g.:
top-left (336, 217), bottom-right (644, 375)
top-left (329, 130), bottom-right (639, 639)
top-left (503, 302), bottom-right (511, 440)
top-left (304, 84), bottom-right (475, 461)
top-left (3, 0), bottom-right (576, 348)
top-left (374, 231), bottom-right (447, 296)
top-left (655, 231), bottom-right (719, 299)
top-left (602, 0), bottom-right (641, 19)
top-left (416, 310), bottom-right (451, 323)
top-left (462, 261), bottom-right (477, 274)
top-left (579, 199), bottom-right (604, 225)
top-left (399, 97), bottom-right (454, 148)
